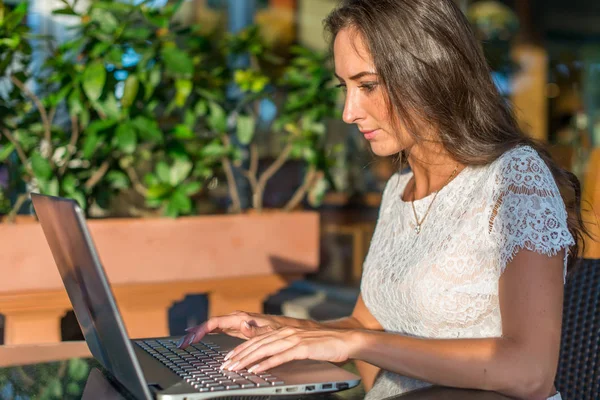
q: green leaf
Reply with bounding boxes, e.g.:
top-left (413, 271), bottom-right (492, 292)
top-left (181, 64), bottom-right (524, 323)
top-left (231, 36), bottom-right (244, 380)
top-left (200, 140), bottom-right (227, 158)
top-left (39, 177), bottom-right (60, 197)
top-left (30, 151), bottom-right (53, 180)
top-left (156, 162), bottom-right (170, 184)
top-left (116, 124), bottom-right (137, 154)
top-left (236, 114), bottom-right (255, 145)
top-left (121, 74), bottom-right (139, 108)
top-left (132, 116), bottom-right (163, 143)
top-left (181, 182), bottom-right (202, 196)
top-left (71, 190), bottom-right (87, 210)
top-left (169, 158), bottom-right (192, 185)
top-left (161, 46), bottom-right (193, 78)
top-left (52, 7), bottom-right (78, 16)
top-left (207, 102), bottom-right (227, 133)
top-left (146, 183), bottom-right (172, 200)
top-left (172, 124), bottom-right (194, 139)
top-left (123, 27), bottom-right (152, 40)
top-left (86, 118), bottom-right (117, 135)
top-left (90, 8), bottom-right (118, 33)
top-left (61, 174), bottom-right (77, 194)
top-left (144, 65), bottom-right (161, 101)
top-left (82, 132), bottom-right (100, 159)
top-left (106, 170), bottom-right (129, 189)
top-left (82, 61), bottom-right (106, 102)
top-left (0, 144), bottom-right (15, 162)
top-left (170, 188), bottom-right (192, 214)
top-left (194, 100), bottom-right (208, 117)
top-left (101, 93), bottom-right (121, 120)
top-left (174, 79), bottom-right (192, 107)
top-left (68, 89), bottom-right (83, 116)
top-left (90, 42), bottom-right (111, 58)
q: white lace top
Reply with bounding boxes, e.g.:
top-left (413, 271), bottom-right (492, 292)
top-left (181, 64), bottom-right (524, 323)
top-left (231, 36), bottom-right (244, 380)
top-left (361, 146), bottom-right (574, 400)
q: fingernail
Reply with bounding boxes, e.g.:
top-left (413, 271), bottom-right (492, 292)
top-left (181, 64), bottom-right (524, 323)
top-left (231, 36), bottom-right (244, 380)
top-left (184, 327), bottom-right (193, 332)
top-left (224, 350), bottom-right (234, 361)
top-left (248, 364), bottom-right (259, 373)
top-left (176, 336), bottom-right (186, 348)
top-left (220, 360), bottom-right (231, 370)
top-left (228, 361), bottom-right (239, 371)
top-left (243, 321), bottom-right (251, 329)
top-left (187, 333), bottom-right (196, 346)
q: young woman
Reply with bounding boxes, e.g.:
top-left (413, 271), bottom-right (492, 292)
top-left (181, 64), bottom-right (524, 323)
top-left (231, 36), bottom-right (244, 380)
top-left (179, 1), bottom-right (586, 398)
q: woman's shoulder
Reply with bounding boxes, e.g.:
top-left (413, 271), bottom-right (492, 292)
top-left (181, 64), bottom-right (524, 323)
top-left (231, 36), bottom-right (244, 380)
top-left (489, 145), bottom-right (556, 189)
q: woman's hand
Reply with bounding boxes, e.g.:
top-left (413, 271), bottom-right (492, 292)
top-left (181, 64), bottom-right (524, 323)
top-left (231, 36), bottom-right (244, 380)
top-left (177, 311), bottom-right (286, 349)
top-left (219, 326), bottom-right (361, 374)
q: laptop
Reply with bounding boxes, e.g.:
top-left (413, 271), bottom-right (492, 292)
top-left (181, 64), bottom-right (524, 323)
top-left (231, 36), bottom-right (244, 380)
top-left (31, 193), bottom-right (360, 399)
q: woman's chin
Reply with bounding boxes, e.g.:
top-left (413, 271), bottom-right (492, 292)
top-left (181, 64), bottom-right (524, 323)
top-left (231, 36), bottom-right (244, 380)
top-left (369, 143), bottom-right (402, 157)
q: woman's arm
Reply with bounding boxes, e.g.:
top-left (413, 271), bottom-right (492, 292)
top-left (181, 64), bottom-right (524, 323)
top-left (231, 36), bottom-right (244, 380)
top-left (223, 249), bottom-right (563, 400)
top-left (319, 295), bottom-right (383, 391)
top-left (352, 249), bottom-right (563, 399)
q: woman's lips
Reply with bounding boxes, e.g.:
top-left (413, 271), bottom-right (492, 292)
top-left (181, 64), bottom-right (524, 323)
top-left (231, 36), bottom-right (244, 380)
top-left (361, 129), bottom-right (378, 140)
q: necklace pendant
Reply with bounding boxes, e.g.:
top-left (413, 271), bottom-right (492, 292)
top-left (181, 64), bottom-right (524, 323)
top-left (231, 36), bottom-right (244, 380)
top-left (414, 225), bottom-right (421, 234)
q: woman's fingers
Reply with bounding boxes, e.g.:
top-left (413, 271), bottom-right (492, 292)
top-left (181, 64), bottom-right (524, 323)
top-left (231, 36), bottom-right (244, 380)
top-left (226, 327), bottom-right (297, 364)
top-left (178, 315), bottom-right (243, 348)
top-left (247, 346), bottom-right (305, 373)
top-left (227, 336), bottom-right (300, 372)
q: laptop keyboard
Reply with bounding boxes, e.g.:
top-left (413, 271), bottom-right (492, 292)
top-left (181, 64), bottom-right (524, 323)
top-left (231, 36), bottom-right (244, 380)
top-left (135, 339), bottom-right (285, 393)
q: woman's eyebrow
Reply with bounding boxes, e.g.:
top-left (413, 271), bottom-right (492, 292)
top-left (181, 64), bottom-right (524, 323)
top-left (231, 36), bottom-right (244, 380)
top-left (334, 71), bottom-right (379, 81)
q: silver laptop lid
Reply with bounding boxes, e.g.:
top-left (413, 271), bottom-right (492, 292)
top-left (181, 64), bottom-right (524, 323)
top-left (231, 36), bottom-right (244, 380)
top-left (31, 193), bottom-right (152, 400)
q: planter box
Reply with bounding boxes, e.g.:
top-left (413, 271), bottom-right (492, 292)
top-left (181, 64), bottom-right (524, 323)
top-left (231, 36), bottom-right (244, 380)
top-left (0, 211), bottom-right (319, 344)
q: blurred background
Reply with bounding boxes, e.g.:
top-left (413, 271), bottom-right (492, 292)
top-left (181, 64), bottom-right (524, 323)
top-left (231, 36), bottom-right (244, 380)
top-left (0, 0), bottom-right (598, 350)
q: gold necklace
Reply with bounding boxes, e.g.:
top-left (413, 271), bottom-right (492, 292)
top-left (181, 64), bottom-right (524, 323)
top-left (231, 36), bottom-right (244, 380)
top-left (410, 165), bottom-right (459, 234)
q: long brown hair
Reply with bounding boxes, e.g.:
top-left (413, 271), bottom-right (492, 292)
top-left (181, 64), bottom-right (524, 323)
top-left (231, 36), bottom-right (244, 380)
top-left (324, 0), bottom-right (588, 272)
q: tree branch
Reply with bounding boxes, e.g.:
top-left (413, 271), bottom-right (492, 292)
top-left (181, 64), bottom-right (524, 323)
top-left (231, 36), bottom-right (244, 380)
top-left (284, 166), bottom-right (317, 211)
top-left (124, 166), bottom-right (149, 196)
top-left (6, 193), bottom-right (29, 223)
top-left (221, 135), bottom-right (242, 213)
top-left (241, 143), bottom-right (259, 207)
top-left (84, 160), bottom-right (110, 190)
top-left (1, 127), bottom-right (34, 177)
top-left (59, 115), bottom-right (79, 176)
top-left (10, 76), bottom-right (53, 165)
top-left (254, 142), bottom-right (293, 211)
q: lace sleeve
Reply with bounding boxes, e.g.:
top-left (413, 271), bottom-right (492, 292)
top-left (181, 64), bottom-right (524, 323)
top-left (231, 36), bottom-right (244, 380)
top-left (489, 147), bottom-right (574, 280)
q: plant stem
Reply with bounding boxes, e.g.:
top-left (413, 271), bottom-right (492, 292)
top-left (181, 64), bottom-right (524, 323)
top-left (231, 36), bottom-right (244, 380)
top-left (254, 142), bottom-right (293, 211)
top-left (10, 76), bottom-right (54, 166)
top-left (6, 193), bottom-right (29, 223)
top-left (284, 166), bottom-right (317, 211)
top-left (241, 144), bottom-right (259, 208)
top-left (124, 166), bottom-right (149, 196)
top-left (1, 127), bottom-right (34, 177)
top-left (84, 160), bottom-right (110, 190)
top-left (59, 115), bottom-right (80, 176)
top-left (221, 135), bottom-right (242, 213)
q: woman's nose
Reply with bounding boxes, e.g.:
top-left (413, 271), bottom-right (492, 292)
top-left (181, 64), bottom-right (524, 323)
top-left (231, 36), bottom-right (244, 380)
top-left (342, 93), bottom-right (362, 124)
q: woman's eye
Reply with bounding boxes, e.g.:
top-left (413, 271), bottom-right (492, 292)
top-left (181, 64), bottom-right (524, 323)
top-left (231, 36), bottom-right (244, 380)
top-left (335, 83), bottom-right (347, 92)
top-left (359, 82), bottom-right (378, 92)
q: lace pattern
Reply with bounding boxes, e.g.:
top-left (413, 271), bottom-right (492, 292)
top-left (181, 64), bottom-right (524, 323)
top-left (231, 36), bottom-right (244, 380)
top-left (361, 146), bottom-right (574, 400)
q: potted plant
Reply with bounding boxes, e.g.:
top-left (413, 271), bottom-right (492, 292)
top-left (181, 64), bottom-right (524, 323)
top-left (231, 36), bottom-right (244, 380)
top-left (0, 0), bottom-right (340, 344)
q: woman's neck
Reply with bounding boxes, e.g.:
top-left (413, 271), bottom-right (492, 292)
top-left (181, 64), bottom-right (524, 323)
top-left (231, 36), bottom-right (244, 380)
top-left (405, 143), bottom-right (465, 201)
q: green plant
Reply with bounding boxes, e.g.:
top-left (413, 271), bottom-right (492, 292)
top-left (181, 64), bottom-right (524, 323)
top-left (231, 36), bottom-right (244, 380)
top-left (0, 358), bottom-right (91, 399)
top-left (0, 0), bottom-right (340, 220)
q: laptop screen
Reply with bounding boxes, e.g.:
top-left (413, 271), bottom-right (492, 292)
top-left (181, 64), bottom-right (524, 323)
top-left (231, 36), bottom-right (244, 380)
top-left (31, 194), bottom-right (152, 400)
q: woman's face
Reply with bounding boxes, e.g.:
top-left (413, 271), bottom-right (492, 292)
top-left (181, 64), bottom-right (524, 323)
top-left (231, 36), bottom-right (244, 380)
top-left (334, 28), bottom-right (410, 156)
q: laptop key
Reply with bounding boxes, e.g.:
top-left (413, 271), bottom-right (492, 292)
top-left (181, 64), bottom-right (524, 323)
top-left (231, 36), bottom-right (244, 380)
top-left (247, 376), bottom-right (269, 387)
top-left (234, 379), bottom-right (256, 388)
